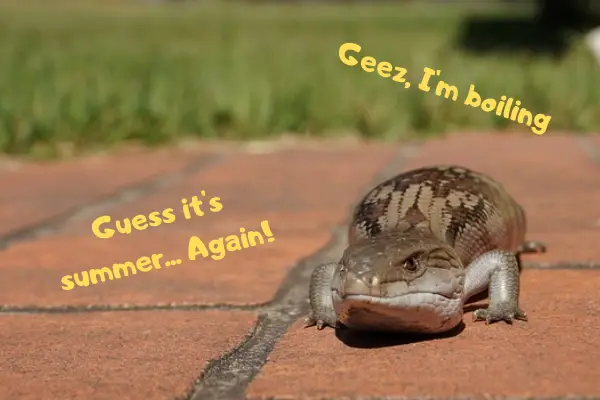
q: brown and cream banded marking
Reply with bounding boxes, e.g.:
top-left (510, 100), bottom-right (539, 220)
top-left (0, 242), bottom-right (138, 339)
top-left (306, 165), bottom-right (546, 334)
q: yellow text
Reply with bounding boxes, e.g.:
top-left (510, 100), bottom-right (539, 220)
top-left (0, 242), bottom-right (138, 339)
top-left (338, 42), bottom-right (410, 88)
top-left (61, 253), bottom-right (164, 291)
top-left (188, 220), bottom-right (275, 261)
top-left (464, 84), bottom-right (552, 135)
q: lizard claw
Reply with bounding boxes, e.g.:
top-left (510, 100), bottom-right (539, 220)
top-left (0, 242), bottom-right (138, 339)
top-left (472, 304), bottom-right (528, 325)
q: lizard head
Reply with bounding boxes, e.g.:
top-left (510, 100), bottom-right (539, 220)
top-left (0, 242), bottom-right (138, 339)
top-left (331, 231), bottom-right (465, 333)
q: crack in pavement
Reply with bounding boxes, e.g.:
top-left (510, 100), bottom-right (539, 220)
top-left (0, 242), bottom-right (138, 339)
top-left (182, 146), bottom-right (414, 400)
top-left (244, 397), bottom-right (599, 400)
top-left (0, 302), bottom-right (263, 314)
top-left (523, 262), bottom-right (600, 269)
top-left (0, 153), bottom-right (225, 251)
top-left (182, 233), bottom-right (349, 400)
top-left (1, 258), bottom-right (597, 316)
top-left (0, 263), bottom-right (597, 315)
top-left (577, 135), bottom-right (600, 167)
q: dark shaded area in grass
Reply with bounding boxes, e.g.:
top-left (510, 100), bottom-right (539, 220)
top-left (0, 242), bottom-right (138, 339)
top-left (457, 0), bottom-right (600, 58)
top-left (456, 16), bottom-right (569, 58)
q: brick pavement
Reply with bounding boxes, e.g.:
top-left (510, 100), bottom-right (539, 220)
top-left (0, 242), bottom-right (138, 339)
top-left (1, 134), bottom-right (599, 400)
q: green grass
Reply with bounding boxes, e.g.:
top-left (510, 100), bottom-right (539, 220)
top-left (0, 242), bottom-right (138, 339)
top-left (0, 2), bottom-right (598, 156)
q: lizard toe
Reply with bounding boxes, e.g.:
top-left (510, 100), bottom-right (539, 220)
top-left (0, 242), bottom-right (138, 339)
top-left (303, 316), bottom-right (317, 328)
top-left (514, 307), bottom-right (528, 321)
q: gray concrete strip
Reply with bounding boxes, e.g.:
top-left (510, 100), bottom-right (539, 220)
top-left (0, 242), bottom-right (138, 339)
top-left (183, 145), bottom-right (415, 400)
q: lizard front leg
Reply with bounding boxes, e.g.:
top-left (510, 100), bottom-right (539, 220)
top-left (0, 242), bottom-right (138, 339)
top-left (463, 249), bottom-right (527, 324)
top-left (305, 262), bottom-right (338, 330)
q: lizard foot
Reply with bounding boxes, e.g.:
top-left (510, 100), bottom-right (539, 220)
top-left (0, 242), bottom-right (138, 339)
top-left (306, 262), bottom-right (338, 330)
top-left (472, 304), bottom-right (527, 325)
top-left (304, 314), bottom-right (337, 330)
top-left (517, 240), bottom-right (546, 255)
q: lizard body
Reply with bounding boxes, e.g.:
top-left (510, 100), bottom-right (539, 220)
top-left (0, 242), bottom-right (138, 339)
top-left (306, 165), bottom-right (545, 334)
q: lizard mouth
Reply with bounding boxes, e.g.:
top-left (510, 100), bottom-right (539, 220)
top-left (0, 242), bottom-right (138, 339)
top-left (332, 291), bottom-right (464, 333)
top-left (334, 289), bottom-right (456, 300)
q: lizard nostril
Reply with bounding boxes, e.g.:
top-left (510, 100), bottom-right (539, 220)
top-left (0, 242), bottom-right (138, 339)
top-left (369, 276), bottom-right (380, 286)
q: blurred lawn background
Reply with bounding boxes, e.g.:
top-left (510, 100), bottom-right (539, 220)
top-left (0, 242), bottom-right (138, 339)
top-left (0, 0), bottom-right (598, 157)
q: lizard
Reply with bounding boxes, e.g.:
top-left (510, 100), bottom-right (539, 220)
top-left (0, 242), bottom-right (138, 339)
top-left (305, 165), bottom-right (546, 334)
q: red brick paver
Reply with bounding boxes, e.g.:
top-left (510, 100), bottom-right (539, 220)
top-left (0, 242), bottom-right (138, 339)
top-left (247, 270), bottom-right (600, 399)
top-left (1, 134), bottom-right (599, 400)
top-left (0, 148), bottom-right (210, 239)
top-left (1, 310), bottom-right (255, 400)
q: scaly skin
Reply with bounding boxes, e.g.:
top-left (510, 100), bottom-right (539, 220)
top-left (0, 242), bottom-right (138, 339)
top-left (305, 165), bottom-right (546, 334)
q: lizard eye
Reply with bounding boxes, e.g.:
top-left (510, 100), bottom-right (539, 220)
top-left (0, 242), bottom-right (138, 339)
top-left (403, 257), bottom-right (418, 271)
